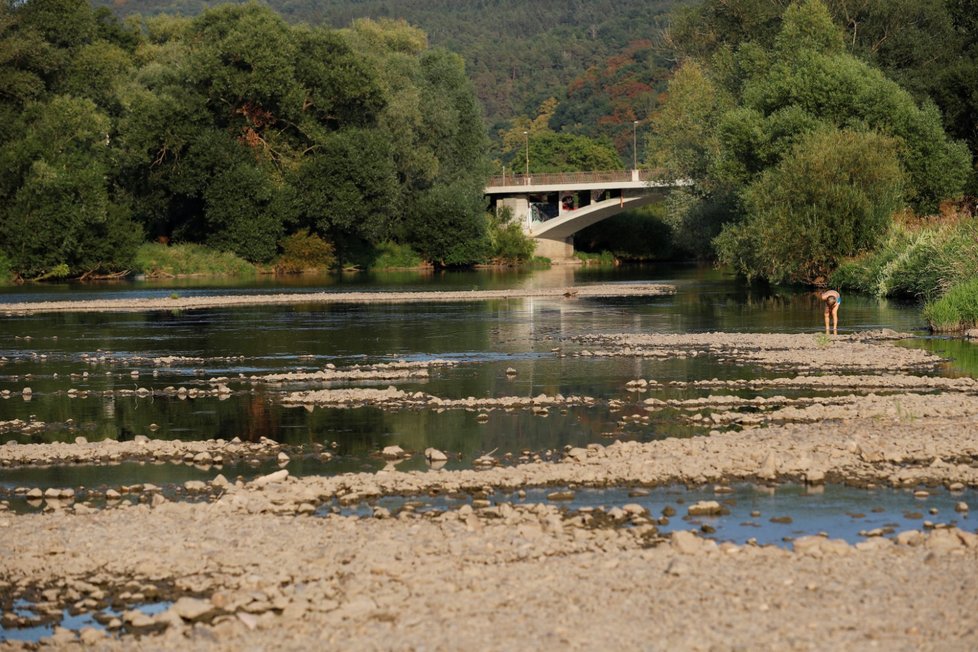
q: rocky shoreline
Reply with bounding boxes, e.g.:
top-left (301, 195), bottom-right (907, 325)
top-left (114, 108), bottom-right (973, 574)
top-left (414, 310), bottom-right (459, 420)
top-left (2, 329), bottom-right (978, 649)
top-left (0, 461), bottom-right (975, 651)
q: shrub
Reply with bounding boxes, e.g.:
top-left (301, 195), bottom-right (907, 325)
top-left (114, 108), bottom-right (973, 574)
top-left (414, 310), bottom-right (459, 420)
top-left (486, 209), bottom-right (535, 264)
top-left (923, 277), bottom-right (978, 332)
top-left (716, 128), bottom-right (904, 284)
top-left (371, 241), bottom-right (425, 269)
top-left (830, 215), bottom-right (978, 300)
top-left (574, 251), bottom-right (617, 266)
top-left (275, 230), bottom-right (337, 273)
top-left (134, 243), bottom-right (256, 277)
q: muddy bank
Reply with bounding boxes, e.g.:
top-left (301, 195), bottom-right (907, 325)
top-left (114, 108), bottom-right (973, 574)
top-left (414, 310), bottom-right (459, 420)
top-left (0, 284), bottom-right (675, 315)
top-left (572, 330), bottom-right (942, 371)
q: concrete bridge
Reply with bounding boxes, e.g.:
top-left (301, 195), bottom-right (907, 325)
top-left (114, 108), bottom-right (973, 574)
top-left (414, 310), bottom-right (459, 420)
top-left (485, 170), bottom-right (692, 262)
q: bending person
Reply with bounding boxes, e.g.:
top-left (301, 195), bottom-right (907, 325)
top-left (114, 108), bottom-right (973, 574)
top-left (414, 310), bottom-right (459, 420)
top-left (821, 289), bottom-right (841, 335)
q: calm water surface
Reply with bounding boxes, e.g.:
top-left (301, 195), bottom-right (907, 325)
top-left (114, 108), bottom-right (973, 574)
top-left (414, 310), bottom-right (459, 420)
top-left (0, 264), bottom-right (974, 482)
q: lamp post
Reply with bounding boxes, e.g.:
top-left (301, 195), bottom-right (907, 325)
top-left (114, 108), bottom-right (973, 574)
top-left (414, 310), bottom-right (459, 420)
top-left (632, 120), bottom-right (638, 170)
top-left (523, 131), bottom-right (529, 182)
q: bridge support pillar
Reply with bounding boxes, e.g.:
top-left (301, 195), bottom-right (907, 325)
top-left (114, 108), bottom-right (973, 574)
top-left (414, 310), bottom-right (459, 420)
top-left (533, 236), bottom-right (577, 264)
top-left (496, 197), bottom-right (531, 229)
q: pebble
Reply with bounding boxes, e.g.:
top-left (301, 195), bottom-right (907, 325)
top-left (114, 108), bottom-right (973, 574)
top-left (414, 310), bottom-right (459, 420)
top-left (687, 500), bottom-right (723, 516)
top-left (671, 530), bottom-right (703, 555)
top-left (547, 491), bottom-right (575, 501)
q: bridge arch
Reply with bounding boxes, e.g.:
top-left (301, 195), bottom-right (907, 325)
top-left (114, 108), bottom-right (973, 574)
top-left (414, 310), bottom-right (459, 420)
top-left (485, 170), bottom-right (691, 262)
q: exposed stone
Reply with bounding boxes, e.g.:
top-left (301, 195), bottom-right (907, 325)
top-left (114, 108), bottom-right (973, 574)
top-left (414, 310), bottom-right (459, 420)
top-left (688, 500), bottom-right (724, 516)
top-left (381, 445), bottom-right (406, 459)
top-left (670, 530), bottom-right (703, 555)
top-left (172, 596), bottom-right (216, 622)
top-left (251, 470), bottom-right (289, 487)
top-left (424, 448), bottom-right (448, 462)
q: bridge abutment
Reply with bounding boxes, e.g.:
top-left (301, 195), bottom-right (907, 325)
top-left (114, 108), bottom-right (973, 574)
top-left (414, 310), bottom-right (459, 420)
top-left (533, 236), bottom-right (577, 264)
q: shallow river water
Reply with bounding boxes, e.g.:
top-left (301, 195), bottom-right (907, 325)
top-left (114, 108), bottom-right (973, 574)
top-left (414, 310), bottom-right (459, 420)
top-left (1, 264), bottom-right (975, 530)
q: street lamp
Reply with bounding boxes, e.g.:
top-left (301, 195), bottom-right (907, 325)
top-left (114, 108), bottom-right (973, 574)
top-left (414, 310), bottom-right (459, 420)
top-left (632, 120), bottom-right (639, 170)
top-left (523, 131), bottom-right (529, 181)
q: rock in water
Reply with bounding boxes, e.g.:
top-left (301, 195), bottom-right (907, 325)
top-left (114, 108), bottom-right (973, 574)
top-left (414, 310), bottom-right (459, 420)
top-left (425, 447), bottom-right (448, 462)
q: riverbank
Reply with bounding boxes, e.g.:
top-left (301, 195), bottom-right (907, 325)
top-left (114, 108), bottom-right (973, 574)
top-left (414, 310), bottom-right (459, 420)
top-left (1, 411), bottom-right (977, 650)
top-left (0, 283), bottom-right (674, 315)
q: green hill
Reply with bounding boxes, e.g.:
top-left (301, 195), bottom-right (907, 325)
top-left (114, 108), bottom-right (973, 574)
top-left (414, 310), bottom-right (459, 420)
top-left (98, 0), bottom-right (687, 155)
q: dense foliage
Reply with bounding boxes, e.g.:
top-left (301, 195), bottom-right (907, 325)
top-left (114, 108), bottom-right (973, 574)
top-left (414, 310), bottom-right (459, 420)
top-left (0, 0), bottom-right (492, 278)
top-left (651, 0), bottom-right (973, 283)
top-left (670, 0), bottom-right (978, 169)
top-left (830, 212), bottom-right (978, 301)
top-left (99, 0), bottom-right (683, 157)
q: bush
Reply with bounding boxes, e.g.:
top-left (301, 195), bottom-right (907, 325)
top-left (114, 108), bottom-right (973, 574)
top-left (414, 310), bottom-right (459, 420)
top-left (134, 243), bottom-right (256, 277)
top-left (923, 277), bottom-right (978, 332)
top-left (274, 230), bottom-right (337, 273)
top-left (716, 128), bottom-right (904, 284)
top-left (574, 251), bottom-right (617, 266)
top-left (486, 209), bottom-right (535, 264)
top-left (371, 241), bottom-right (425, 269)
top-left (0, 253), bottom-right (13, 284)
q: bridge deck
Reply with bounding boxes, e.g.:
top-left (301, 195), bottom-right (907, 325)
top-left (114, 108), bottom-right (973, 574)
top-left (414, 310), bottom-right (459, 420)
top-left (486, 169), bottom-right (686, 194)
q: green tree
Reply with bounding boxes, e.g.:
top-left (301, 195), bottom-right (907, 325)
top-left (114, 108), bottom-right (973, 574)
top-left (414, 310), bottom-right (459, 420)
top-left (0, 95), bottom-right (141, 277)
top-left (715, 128), bottom-right (905, 283)
top-left (289, 128), bottom-right (398, 253)
top-left (652, 0), bottom-right (971, 283)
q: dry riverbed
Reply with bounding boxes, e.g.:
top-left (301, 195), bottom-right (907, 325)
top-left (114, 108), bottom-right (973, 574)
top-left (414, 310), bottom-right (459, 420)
top-left (2, 330), bottom-right (978, 649)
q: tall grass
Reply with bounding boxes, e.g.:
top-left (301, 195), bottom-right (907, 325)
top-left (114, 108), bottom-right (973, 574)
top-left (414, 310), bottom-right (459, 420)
top-left (134, 243), bottom-right (256, 277)
top-left (922, 277), bottom-right (978, 332)
top-left (829, 214), bottom-right (978, 300)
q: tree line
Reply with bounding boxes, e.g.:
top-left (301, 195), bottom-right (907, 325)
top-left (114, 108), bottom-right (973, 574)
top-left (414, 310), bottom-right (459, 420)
top-left (0, 0), bottom-right (495, 279)
top-left (98, 0), bottom-right (686, 150)
top-left (649, 0), bottom-right (977, 283)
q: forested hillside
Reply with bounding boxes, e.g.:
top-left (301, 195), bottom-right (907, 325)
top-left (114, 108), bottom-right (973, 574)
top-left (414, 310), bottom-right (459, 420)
top-left (97, 0), bottom-right (686, 159)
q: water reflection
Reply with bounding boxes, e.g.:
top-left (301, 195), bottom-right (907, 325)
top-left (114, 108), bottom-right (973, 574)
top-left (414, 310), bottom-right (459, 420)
top-left (0, 265), bottom-right (972, 473)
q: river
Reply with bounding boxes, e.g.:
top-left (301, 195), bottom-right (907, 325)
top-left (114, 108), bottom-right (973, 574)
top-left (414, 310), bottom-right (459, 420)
top-left (2, 264), bottom-right (975, 476)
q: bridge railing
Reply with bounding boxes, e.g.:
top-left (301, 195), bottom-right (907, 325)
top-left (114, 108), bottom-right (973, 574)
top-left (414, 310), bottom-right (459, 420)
top-left (487, 169), bottom-right (669, 187)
